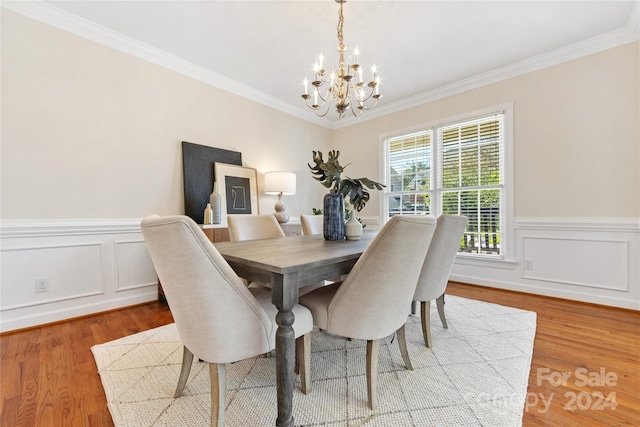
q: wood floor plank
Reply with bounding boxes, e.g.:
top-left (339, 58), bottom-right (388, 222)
top-left (1, 284), bottom-right (638, 426)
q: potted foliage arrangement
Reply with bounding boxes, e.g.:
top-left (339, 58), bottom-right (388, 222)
top-left (308, 150), bottom-right (385, 240)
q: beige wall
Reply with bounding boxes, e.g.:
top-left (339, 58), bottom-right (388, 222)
top-left (1, 10), bottom-right (332, 220)
top-left (2, 10), bottom-right (638, 222)
top-left (336, 41), bottom-right (640, 219)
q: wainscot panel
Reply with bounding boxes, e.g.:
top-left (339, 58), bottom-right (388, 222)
top-left (0, 219), bottom-right (158, 332)
top-left (450, 217), bottom-right (640, 310)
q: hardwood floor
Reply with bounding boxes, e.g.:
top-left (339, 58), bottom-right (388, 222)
top-left (446, 282), bottom-right (640, 427)
top-left (1, 282), bottom-right (638, 426)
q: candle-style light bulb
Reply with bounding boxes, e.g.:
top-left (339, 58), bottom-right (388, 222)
top-left (371, 64), bottom-right (377, 82)
top-left (318, 53), bottom-right (324, 70)
top-left (354, 47), bottom-right (359, 65)
top-left (303, 78), bottom-right (308, 95)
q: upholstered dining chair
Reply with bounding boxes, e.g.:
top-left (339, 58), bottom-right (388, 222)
top-left (227, 214), bottom-right (285, 241)
top-left (226, 214), bottom-right (286, 289)
top-left (413, 214), bottom-right (468, 348)
top-left (300, 214), bottom-right (345, 284)
top-left (229, 214), bottom-right (326, 295)
top-left (298, 215), bottom-right (437, 410)
top-left (140, 215), bottom-right (313, 427)
top-left (300, 214), bottom-right (324, 235)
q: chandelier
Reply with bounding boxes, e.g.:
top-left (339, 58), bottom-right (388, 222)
top-left (301, 0), bottom-right (381, 119)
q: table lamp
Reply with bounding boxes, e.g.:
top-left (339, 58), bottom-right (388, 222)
top-left (264, 171), bottom-right (296, 223)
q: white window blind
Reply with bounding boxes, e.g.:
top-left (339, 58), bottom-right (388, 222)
top-left (384, 110), bottom-right (506, 257)
top-left (385, 130), bottom-right (433, 216)
top-left (437, 114), bottom-right (504, 256)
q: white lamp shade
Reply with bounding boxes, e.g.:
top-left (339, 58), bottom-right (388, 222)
top-left (264, 171), bottom-right (296, 195)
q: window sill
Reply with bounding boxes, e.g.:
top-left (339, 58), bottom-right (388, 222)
top-left (454, 255), bottom-right (517, 270)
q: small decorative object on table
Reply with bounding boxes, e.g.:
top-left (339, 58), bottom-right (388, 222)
top-left (345, 213), bottom-right (363, 240)
top-left (308, 150), bottom-right (385, 240)
top-left (209, 182), bottom-right (222, 224)
top-left (203, 203), bottom-right (213, 225)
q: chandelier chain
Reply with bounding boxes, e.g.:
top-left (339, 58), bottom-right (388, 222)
top-left (337, 2), bottom-right (344, 48)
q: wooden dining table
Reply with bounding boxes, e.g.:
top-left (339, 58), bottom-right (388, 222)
top-left (214, 231), bottom-right (375, 427)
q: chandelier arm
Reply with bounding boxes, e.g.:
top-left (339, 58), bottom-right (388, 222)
top-left (359, 97), bottom-right (380, 111)
top-left (354, 86), bottom-right (376, 103)
top-left (316, 87), bottom-right (331, 103)
top-left (314, 98), bottom-right (333, 117)
top-left (350, 95), bottom-right (380, 117)
top-left (302, 90), bottom-right (334, 118)
top-left (302, 97), bottom-right (318, 110)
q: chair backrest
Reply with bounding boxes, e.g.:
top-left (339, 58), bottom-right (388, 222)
top-left (413, 215), bottom-right (468, 302)
top-left (327, 215), bottom-right (437, 340)
top-left (141, 215), bottom-right (274, 363)
top-left (227, 214), bottom-right (286, 241)
top-left (300, 214), bottom-right (324, 235)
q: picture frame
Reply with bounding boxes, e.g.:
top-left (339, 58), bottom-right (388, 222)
top-left (214, 163), bottom-right (259, 220)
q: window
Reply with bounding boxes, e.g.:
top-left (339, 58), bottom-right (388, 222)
top-left (383, 105), bottom-right (512, 259)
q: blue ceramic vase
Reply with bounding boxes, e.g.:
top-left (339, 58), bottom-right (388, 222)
top-left (323, 193), bottom-right (345, 240)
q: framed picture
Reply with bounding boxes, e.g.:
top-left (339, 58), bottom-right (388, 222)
top-left (214, 163), bottom-right (259, 219)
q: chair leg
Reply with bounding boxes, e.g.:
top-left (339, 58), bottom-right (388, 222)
top-left (410, 300), bottom-right (418, 315)
top-left (296, 334), bottom-right (311, 394)
top-left (436, 294), bottom-right (448, 329)
top-left (366, 340), bottom-right (380, 410)
top-left (209, 363), bottom-right (225, 427)
top-left (295, 339), bottom-right (299, 375)
top-left (420, 301), bottom-right (433, 348)
top-left (174, 346), bottom-right (195, 398)
top-left (396, 325), bottom-right (413, 371)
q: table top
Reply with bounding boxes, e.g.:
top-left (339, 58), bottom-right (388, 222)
top-left (214, 231), bottom-right (376, 275)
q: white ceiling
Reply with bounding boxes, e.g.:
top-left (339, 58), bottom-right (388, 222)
top-left (9, 1), bottom-right (640, 128)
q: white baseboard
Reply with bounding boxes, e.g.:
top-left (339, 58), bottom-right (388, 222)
top-left (0, 290), bottom-right (158, 332)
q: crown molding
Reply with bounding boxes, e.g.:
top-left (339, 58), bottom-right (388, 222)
top-left (4, 0), bottom-right (638, 131)
top-left (334, 4), bottom-right (640, 129)
top-left (1, 0), bottom-right (334, 129)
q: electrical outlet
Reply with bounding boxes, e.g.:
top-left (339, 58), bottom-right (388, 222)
top-left (35, 277), bottom-right (50, 293)
top-left (523, 260), bottom-right (533, 270)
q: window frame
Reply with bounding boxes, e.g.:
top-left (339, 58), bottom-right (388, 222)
top-left (379, 102), bottom-right (515, 264)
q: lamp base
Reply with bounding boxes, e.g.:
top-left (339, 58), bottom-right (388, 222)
top-left (274, 194), bottom-right (289, 223)
top-left (274, 211), bottom-right (290, 224)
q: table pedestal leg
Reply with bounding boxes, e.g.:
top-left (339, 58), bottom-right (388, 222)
top-left (273, 273), bottom-right (298, 427)
top-left (275, 310), bottom-right (294, 427)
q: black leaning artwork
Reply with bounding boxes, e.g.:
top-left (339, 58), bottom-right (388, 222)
top-left (181, 142), bottom-right (242, 224)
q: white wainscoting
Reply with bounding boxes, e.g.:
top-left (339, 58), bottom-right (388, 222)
top-left (0, 219), bottom-right (158, 332)
top-left (363, 215), bottom-right (639, 309)
top-left (451, 217), bottom-right (640, 310)
top-left (1, 216), bottom-right (637, 332)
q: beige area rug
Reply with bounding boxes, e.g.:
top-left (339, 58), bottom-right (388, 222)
top-left (92, 296), bottom-right (536, 426)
